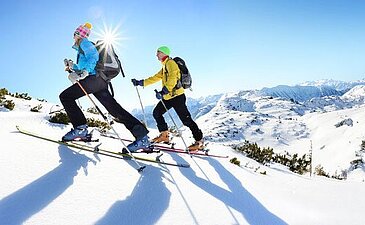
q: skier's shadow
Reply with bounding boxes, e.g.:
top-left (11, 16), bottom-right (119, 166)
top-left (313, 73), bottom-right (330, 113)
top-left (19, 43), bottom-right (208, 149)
top-left (95, 166), bottom-right (171, 225)
top-left (0, 145), bottom-right (94, 225)
top-left (170, 154), bottom-right (288, 225)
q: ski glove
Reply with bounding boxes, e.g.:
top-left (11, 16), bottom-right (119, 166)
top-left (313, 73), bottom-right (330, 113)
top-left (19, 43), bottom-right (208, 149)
top-left (131, 79), bottom-right (144, 86)
top-left (155, 86), bottom-right (169, 100)
top-left (64, 59), bottom-right (74, 73)
top-left (68, 70), bottom-right (88, 84)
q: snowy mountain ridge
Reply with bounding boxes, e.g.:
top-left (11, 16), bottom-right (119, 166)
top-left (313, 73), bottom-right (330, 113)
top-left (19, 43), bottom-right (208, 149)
top-left (300, 78), bottom-right (365, 91)
top-left (134, 79), bottom-right (365, 128)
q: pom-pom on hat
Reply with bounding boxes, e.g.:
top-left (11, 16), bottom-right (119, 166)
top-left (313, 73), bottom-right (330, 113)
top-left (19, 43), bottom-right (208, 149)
top-left (157, 46), bottom-right (170, 56)
top-left (74, 22), bottom-right (92, 38)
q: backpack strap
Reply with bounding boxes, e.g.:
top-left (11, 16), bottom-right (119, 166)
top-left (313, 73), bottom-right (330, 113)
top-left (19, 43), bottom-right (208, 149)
top-left (76, 43), bottom-right (85, 64)
top-left (164, 58), bottom-right (182, 96)
top-left (162, 57), bottom-right (171, 83)
top-left (109, 82), bottom-right (115, 97)
top-left (98, 71), bottom-right (110, 82)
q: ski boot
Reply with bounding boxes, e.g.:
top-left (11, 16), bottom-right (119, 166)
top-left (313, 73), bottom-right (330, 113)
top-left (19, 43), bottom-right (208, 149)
top-left (123, 135), bottom-right (151, 153)
top-left (62, 124), bottom-right (90, 142)
top-left (152, 131), bottom-right (170, 144)
top-left (188, 139), bottom-right (205, 152)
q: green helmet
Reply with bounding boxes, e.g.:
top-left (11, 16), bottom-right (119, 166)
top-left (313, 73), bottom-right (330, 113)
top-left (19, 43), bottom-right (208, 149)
top-left (157, 46), bottom-right (170, 56)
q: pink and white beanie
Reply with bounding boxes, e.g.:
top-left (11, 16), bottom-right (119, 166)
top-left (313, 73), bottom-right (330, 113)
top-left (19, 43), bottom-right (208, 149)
top-left (74, 22), bottom-right (92, 38)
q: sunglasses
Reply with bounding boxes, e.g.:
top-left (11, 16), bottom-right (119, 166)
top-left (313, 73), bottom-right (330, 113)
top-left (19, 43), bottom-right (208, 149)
top-left (74, 31), bottom-right (80, 37)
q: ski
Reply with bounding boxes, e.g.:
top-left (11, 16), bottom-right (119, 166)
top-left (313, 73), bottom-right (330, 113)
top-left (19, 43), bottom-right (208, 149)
top-left (152, 145), bottom-right (229, 158)
top-left (100, 132), bottom-right (228, 158)
top-left (72, 138), bottom-right (228, 158)
top-left (16, 126), bottom-right (190, 168)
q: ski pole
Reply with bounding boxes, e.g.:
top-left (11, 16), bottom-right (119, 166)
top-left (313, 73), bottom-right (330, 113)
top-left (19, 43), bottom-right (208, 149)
top-left (154, 89), bottom-right (191, 156)
top-left (75, 80), bottom-right (146, 172)
top-left (63, 59), bottom-right (145, 171)
top-left (135, 86), bottom-right (147, 127)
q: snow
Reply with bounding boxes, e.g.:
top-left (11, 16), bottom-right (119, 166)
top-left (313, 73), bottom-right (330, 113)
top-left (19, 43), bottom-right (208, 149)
top-left (1, 85), bottom-right (365, 225)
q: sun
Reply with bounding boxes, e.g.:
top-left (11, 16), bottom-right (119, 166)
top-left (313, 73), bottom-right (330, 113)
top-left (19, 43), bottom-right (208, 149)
top-left (93, 22), bottom-right (127, 48)
top-left (103, 31), bottom-right (116, 45)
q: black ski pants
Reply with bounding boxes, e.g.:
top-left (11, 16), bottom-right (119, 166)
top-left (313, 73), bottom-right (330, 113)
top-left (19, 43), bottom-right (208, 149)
top-left (59, 75), bottom-right (148, 140)
top-left (153, 94), bottom-right (203, 141)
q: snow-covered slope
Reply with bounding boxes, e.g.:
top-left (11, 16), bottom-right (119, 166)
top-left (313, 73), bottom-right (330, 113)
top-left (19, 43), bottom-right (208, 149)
top-left (194, 81), bottom-right (365, 181)
top-left (1, 86), bottom-right (365, 225)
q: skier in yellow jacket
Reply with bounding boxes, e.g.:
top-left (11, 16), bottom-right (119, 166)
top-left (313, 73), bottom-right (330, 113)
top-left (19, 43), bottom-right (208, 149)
top-left (132, 46), bottom-right (204, 151)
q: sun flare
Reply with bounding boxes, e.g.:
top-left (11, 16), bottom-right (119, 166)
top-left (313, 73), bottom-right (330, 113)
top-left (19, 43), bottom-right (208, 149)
top-left (93, 22), bottom-right (127, 49)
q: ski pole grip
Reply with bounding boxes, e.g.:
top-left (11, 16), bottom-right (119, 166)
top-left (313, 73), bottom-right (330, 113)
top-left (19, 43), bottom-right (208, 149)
top-left (64, 59), bottom-right (74, 73)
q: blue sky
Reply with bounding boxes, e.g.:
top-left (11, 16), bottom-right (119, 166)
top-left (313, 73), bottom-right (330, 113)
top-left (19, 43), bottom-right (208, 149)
top-left (1, 0), bottom-right (365, 110)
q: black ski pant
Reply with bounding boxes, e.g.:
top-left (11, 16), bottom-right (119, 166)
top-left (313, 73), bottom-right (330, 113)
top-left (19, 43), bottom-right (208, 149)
top-left (59, 75), bottom-right (148, 140)
top-left (153, 94), bottom-right (203, 141)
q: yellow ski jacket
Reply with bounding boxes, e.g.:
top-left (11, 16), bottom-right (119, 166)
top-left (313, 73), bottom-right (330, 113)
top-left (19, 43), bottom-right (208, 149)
top-left (143, 58), bottom-right (184, 100)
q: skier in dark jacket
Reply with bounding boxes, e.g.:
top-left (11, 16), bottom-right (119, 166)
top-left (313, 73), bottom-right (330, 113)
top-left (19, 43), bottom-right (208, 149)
top-left (60, 22), bottom-right (150, 152)
top-left (131, 46), bottom-right (204, 151)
